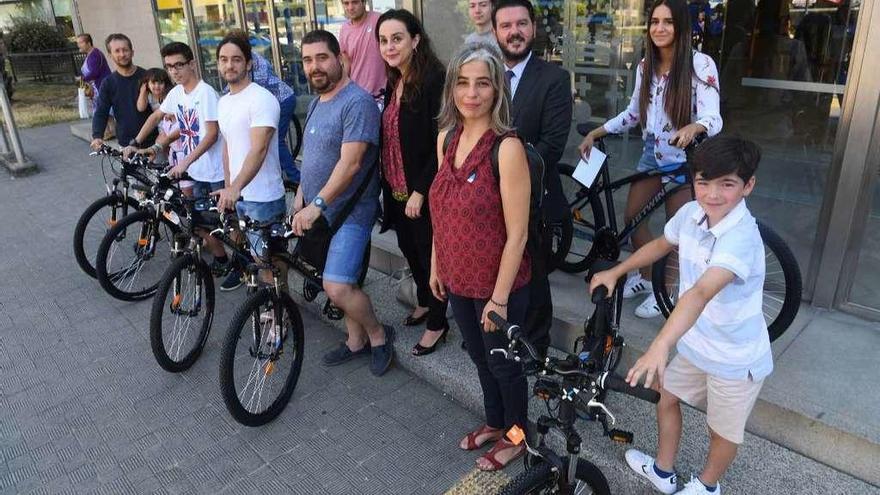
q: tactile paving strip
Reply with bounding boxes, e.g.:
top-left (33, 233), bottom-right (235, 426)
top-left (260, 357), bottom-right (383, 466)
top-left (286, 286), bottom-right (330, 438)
top-left (444, 468), bottom-right (512, 495)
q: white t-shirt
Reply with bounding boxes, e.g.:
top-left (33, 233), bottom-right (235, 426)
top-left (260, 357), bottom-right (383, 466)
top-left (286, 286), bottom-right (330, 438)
top-left (218, 82), bottom-right (284, 202)
top-left (159, 81), bottom-right (224, 183)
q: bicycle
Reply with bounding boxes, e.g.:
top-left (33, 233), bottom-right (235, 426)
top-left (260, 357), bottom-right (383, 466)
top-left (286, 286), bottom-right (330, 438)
top-left (488, 277), bottom-right (660, 494)
top-left (74, 144), bottom-right (157, 278)
top-left (553, 128), bottom-right (802, 341)
top-left (216, 216), bottom-right (371, 426)
top-left (93, 167), bottom-right (183, 301)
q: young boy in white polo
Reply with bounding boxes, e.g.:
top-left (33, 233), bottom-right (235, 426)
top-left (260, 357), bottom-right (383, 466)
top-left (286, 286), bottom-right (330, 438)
top-left (590, 135), bottom-right (771, 495)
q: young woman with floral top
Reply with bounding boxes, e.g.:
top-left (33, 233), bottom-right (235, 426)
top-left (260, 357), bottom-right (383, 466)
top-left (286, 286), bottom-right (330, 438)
top-left (578, 0), bottom-right (722, 318)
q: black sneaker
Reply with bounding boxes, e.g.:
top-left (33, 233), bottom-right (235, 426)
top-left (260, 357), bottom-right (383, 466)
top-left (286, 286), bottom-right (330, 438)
top-left (219, 268), bottom-right (244, 291)
top-left (370, 325), bottom-right (395, 377)
top-left (322, 341), bottom-right (371, 366)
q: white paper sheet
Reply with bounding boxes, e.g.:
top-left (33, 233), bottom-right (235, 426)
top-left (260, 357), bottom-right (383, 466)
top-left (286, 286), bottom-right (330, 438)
top-left (572, 147), bottom-right (606, 188)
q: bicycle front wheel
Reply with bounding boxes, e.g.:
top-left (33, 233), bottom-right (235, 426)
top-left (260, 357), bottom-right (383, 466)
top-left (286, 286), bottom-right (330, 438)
top-left (219, 289), bottom-right (305, 426)
top-left (500, 457), bottom-right (610, 495)
top-left (150, 254), bottom-right (215, 372)
top-left (73, 194), bottom-right (139, 278)
top-left (651, 221), bottom-right (802, 342)
top-left (558, 163), bottom-right (606, 273)
top-left (95, 209), bottom-right (179, 301)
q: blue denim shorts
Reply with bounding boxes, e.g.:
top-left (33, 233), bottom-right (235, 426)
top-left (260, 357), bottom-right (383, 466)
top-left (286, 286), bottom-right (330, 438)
top-left (236, 197), bottom-right (288, 258)
top-left (323, 223), bottom-right (372, 285)
top-left (192, 180), bottom-right (225, 200)
top-left (636, 136), bottom-right (687, 184)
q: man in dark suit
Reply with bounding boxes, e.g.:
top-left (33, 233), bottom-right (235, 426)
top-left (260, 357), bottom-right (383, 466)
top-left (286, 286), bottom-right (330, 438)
top-left (493, 0), bottom-right (572, 355)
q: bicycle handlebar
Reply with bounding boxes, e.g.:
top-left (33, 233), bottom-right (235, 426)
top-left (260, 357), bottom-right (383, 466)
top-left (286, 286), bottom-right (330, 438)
top-left (600, 372), bottom-right (661, 404)
top-left (591, 286), bottom-right (608, 304)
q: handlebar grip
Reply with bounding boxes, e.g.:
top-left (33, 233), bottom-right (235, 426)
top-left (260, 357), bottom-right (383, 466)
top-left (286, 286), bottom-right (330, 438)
top-left (487, 311), bottom-right (521, 340)
top-left (601, 373), bottom-right (661, 404)
top-left (591, 286), bottom-right (608, 304)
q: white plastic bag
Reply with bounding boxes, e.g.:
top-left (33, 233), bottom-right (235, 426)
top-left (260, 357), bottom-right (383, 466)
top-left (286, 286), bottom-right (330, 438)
top-left (77, 87), bottom-right (89, 119)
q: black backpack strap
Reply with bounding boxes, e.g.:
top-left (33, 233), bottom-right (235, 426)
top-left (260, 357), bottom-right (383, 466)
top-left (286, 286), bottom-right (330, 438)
top-left (328, 159), bottom-right (377, 233)
top-left (490, 131), bottom-right (521, 181)
top-left (442, 126), bottom-right (456, 155)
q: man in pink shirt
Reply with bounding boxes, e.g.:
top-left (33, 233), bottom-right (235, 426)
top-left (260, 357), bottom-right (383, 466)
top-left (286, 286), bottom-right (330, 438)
top-left (339, 0), bottom-right (387, 99)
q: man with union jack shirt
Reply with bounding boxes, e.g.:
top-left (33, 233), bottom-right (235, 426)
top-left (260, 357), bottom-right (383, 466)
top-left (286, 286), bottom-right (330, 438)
top-left (124, 42), bottom-right (241, 289)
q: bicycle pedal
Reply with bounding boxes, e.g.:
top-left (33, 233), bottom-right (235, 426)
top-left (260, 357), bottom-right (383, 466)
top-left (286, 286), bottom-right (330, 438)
top-left (608, 429), bottom-right (633, 444)
top-left (323, 300), bottom-right (344, 320)
top-left (302, 279), bottom-right (320, 302)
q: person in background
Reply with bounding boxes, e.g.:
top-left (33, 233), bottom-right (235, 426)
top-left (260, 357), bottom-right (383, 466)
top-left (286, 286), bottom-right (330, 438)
top-left (578, 0), bottom-right (722, 319)
top-left (76, 34), bottom-right (111, 115)
top-left (90, 33), bottom-right (154, 150)
top-left (376, 9), bottom-right (449, 356)
top-left (492, 0), bottom-right (572, 357)
top-left (430, 42), bottom-right (531, 472)
top-left (339, 0), bottom-right (388, 102)
top-left (465, 0), bottom-right (499, 49)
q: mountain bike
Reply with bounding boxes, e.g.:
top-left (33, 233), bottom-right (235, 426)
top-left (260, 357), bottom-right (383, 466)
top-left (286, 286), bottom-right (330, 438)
top-left (490, 272), bottom-right (660, 494)
top-left (217, 216), bottom-right (371, 426)
top-left (93, 169), bottom-right (183, 301)
top-left (553, 128), bottom-right (802, 341)
top-left (74, 144), bottom-right (156, 278)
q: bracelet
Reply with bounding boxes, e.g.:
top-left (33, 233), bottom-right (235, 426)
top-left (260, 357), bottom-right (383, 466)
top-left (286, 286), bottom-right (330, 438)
top-left (490, 298), bottom-right (508, 307)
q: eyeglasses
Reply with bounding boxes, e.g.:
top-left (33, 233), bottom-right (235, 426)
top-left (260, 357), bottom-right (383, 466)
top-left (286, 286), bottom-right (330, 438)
top-left (164, 61), bottom-right (190, 71)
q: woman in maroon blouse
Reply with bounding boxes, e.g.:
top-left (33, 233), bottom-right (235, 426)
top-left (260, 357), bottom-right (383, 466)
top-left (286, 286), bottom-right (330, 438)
top-left (429, 42), bottom-right (531, 472)
top-left (376, 10), bottom-right (450, 356)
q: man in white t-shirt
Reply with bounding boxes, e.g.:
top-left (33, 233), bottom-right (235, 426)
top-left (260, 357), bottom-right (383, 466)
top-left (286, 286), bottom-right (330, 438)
top-left (123, 42), bottom-right (235, 288)
top-left (213, 35), bottom-right (286, 284)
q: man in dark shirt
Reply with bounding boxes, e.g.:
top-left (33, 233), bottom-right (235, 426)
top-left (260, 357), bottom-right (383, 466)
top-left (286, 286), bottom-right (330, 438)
top-left (90, 33), bottom-right (154, 149)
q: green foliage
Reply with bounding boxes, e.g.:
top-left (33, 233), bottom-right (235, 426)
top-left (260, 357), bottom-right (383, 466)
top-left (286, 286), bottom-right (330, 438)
top-left (5, 18), bottom-right (70, 53)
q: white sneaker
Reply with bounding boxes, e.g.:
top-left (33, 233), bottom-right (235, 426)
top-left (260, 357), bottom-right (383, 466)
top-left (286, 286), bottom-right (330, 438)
top-left (675, 476), bottom-right (720, 494)
top-left (635, 294), bottom-right (663, 318)
top-left (623, 274), bottom-right (653, 299)
top-left (625, 449), bottom-right (677, 494)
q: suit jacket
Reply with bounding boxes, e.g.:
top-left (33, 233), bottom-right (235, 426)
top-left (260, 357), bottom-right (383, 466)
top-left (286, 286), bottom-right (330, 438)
top-left (509, 55), bottom-right (572, 223)
top-left (379, 64), bottom-right (446, 231)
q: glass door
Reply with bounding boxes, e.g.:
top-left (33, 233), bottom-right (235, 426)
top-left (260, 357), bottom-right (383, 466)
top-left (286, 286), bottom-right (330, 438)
top-left (154, 0), bottom-right (191, 46)
top-left (191, 0), bottom-right (241, 89)
top-left (244, 0), bottom-right (276, 67)
top-left (271, 0), bottom-right (314, 95)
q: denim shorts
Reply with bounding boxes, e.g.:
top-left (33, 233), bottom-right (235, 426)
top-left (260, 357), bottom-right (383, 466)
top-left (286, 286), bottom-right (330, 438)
top-left (636, 136), bottom-right (687, 184)
top-left (236, 197), bottom-right (288, 258)
top-left (323, 223), bottom-right (372, 285)
top-left (192, 180), bottom-right (225, 200)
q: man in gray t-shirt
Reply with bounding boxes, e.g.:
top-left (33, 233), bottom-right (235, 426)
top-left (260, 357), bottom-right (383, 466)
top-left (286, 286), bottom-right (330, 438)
top-left (464, 0), bottom-right (499, 49)
top-left (291, 30), bottom-right (394, 377)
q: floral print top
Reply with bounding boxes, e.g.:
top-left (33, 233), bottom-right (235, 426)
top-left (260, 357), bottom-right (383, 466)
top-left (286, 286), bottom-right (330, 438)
top-left (604, 51), bottom-right (722, 166)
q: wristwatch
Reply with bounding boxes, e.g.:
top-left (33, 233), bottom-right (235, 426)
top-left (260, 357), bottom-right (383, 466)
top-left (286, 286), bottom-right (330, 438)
top-left (313, 196), bottom-right (327, 211)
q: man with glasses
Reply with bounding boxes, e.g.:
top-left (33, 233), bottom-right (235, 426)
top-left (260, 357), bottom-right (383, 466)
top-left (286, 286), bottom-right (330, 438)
top-left (90, 33), bottom-right (154, 150)
top-left (124, 42), bottom-right (239, 290)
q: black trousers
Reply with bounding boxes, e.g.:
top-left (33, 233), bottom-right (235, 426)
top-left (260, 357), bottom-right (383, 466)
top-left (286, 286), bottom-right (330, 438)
top-left (390, 199), bottom-right (448, 331)
top-left (524, 230), bottom-right (553, 357)
top-left (448, 286), bottom-right (530, 432)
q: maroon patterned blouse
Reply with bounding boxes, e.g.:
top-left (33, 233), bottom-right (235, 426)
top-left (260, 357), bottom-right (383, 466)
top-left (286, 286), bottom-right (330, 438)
top-left (381, 97), bottom-right (408, 198)
top-left (429, 127), bottom-right (531, 299)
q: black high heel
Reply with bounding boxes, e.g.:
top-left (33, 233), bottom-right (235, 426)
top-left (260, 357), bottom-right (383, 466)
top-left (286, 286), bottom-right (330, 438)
top-left (412, 327), bottom-right (449, 356)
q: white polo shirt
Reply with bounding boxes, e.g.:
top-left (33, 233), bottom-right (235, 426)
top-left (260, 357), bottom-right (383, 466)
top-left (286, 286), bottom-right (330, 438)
top-left (664, 199), bottom-right (773, 381)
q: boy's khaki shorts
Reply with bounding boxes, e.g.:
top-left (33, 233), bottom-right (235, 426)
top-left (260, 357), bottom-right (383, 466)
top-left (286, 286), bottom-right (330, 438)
top-left (662, 355), bottom-right (764, 444)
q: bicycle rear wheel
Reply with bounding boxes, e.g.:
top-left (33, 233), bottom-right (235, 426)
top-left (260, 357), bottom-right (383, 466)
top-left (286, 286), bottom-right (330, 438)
top-left (219, 289), bottom-right (304, 426)
top-left (651, 221), bottom-right (802, 342)
top-left (73, 194), bottom-right (139, 278)
top-left (499, 457), bottom-right (610, 495)
top-left (150, 254), bottom-right (215, 372)
top-left (558, 163), bottom-right (606, 273)
top-left (95, 209), bottom-right (179, 301)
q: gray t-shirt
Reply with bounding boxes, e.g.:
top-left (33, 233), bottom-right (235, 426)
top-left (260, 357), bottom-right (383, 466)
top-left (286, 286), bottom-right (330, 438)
top-left (464, 30), bottom-right (499, 51)
top-left (300, 82), bottom-right (380, 227)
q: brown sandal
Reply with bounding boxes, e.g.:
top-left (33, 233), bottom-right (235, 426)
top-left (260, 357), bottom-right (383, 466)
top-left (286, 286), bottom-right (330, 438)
top-left (476, 438), bottom-right (526, 472)
top-left (459, 424), bottom-right (503, 451)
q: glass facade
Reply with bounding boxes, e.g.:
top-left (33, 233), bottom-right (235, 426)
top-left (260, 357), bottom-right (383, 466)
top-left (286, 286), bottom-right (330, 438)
top-left (153, 0), bottom-right (190, 47)
top-left (850, 170), bottom-right (880, 310)
top-left (191, 0), bottom-right (240, 89)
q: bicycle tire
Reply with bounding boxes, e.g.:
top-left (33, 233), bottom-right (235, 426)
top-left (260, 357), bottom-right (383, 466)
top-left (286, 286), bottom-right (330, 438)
top-left (290, 113), bottom-right (303, 161)
top-left (95, 209), bottom-right (180, 301)
top-left (357, 241), bottom-right (371, 286)
top-left (651, 221), bottom-right (802, 342)
top-left (546, 216), bottom-right (572, 274)
top-left (500, 457), bottom-right (610, 495)
top-left (558, 163), bottom-right (607, 273)
top-left (150, 254), bottom-right (215, 372)
top-left (73, 194), bottom-right (139, 278)
top-left (219, 289), bottom-right (305, 426)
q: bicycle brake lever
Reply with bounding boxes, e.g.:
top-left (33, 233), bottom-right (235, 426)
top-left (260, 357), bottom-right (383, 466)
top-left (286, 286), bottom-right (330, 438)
top-left (586, 398), bottom-right (616, 426)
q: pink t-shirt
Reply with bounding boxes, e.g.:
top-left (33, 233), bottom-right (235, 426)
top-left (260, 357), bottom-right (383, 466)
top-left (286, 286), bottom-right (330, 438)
top-left (340, 11), bottom-right (387, 97)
